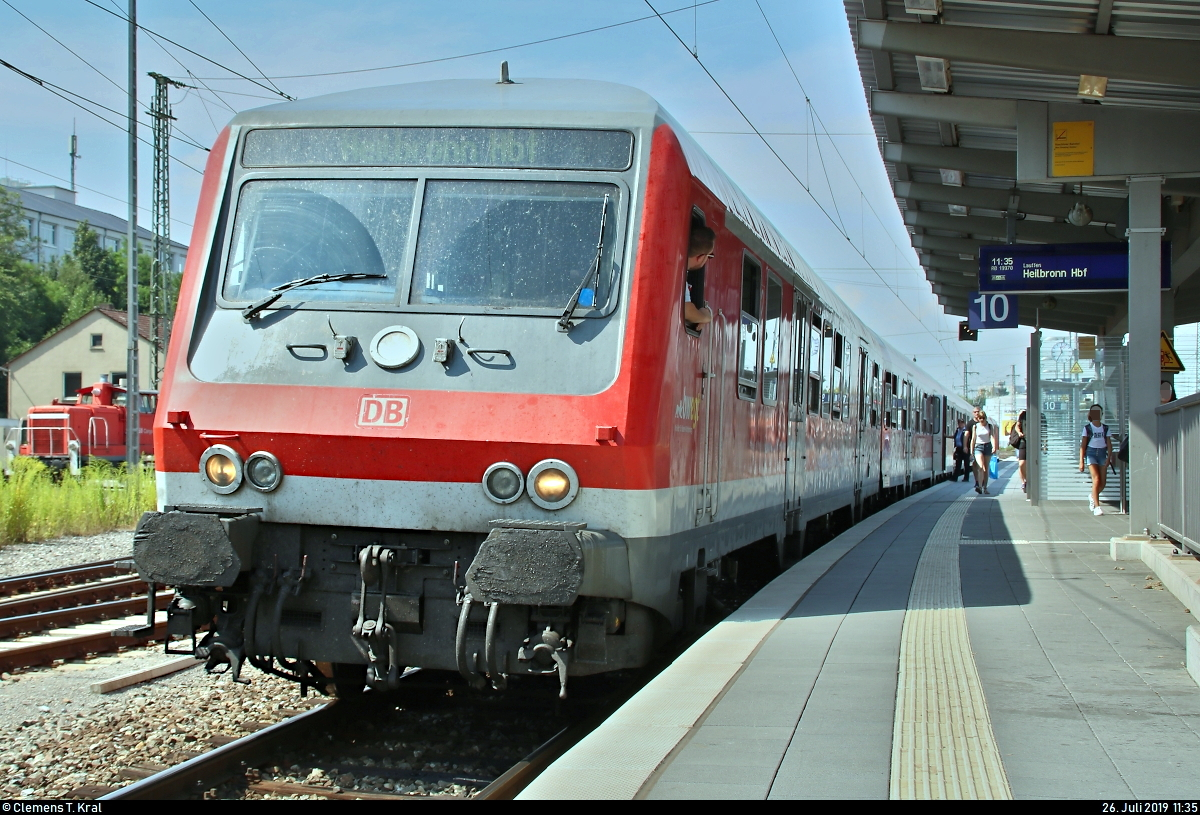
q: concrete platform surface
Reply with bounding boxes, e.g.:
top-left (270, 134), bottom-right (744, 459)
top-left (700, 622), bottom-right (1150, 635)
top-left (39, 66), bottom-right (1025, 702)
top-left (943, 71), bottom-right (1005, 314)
top-left (519, 463), bottom-right (1200, 800)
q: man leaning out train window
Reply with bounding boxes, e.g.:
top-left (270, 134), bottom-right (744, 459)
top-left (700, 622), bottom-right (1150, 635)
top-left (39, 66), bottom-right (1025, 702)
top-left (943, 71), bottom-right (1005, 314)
top-left (683, 225), bottom-right (715, 329)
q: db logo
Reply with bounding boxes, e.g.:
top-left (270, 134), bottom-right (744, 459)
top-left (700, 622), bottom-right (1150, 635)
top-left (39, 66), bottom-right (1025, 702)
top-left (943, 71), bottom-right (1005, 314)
top-left (357, 395), bottom-right (410, 428)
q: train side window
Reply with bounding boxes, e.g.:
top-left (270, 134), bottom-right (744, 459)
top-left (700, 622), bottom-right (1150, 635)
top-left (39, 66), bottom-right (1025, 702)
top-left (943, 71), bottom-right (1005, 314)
top-left (932, 396), bottom-right (942, 434)
top-left (820, 322), bottom-right (834, 418)
top-left (901, 380), bottom-right (911, 430)
top-left (870, 363), bottom-right (880, 427)
top-left (830, 331), bottom-right (843, 420)
top-left (807, 312), bottom-right (822, 414)
top-left (792, 294), bottom-right (812, 410)
top-left (737, 254), bottom-right (762, 401)
top-left (842, 338), bottom-right (853, 422)
top-left (858, 351), bottom-right (869, 424)
top-left (762, 275), bottom-right (782, 405)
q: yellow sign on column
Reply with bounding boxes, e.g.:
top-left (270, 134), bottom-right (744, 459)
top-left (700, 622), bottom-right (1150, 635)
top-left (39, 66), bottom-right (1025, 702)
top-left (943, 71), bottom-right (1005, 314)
top-left (1052, 120), bottom-right (1095, 177)
top-left (1162, 330), bottom-right (1186, 373)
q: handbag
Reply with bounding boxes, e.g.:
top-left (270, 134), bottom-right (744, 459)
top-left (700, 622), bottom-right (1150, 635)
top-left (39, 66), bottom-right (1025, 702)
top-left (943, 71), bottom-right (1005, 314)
top-left (988, 455), bottom-right (999, 479)
top-left (1117, 436), bottom-right (1129, 464)
top-left (1008, 427), bottom-right (1021, 447)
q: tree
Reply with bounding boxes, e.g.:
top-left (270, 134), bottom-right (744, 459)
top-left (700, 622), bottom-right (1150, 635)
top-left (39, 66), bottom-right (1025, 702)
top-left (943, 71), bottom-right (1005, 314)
top-left (73, 222), bottom-right (122, 304)
top-left (0, 188), bottom-right (66, 416)
top-left (51, 254), bottom-right (107, 327)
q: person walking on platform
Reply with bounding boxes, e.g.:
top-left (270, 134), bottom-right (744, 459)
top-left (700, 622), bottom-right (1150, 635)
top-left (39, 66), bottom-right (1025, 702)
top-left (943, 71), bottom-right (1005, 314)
top-left (1080, 404), bottom-right (1114, 516)
top-left (952, 418), bottom-right (969, 482)
top-left (1014, 409), bottom-right (1028, 494)
top-left (970, 410), bottom-right (997, 494)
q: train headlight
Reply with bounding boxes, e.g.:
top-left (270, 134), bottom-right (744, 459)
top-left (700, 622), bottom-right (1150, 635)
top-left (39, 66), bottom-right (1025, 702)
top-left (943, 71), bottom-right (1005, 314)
top-left (199, 445), bottom-right (242, 494)
top-left (245, 451), bottom-right (283, 493)
top-left (527, 459), bottom-right (578, 510)
top-left (482, 462), bottom-right (524, 504)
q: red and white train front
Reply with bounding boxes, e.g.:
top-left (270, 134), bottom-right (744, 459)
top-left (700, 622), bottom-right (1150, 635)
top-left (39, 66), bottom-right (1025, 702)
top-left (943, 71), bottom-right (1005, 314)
top-left (136, 78), bottom-right (967, 697)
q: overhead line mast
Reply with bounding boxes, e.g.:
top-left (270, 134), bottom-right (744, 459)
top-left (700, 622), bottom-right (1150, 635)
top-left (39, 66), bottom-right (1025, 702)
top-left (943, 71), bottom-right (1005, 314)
top-left (148, 71), bottom-right (186, 390)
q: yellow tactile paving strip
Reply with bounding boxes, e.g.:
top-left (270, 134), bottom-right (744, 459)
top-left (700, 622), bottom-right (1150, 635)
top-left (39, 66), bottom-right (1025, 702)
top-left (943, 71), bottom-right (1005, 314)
top-left (890, 497), bottom-right (1013, 800)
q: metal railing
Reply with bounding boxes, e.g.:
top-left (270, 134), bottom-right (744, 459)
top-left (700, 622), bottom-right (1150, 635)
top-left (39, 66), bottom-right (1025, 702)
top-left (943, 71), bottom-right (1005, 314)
top-left (1158, 391), bottom-right (1200, 554)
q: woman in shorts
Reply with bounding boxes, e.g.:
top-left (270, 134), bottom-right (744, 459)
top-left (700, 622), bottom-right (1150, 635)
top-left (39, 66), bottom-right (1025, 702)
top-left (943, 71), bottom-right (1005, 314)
top-left (1079, 404), bottom-right (1113, 516)
top-left (970, 410), bottom-right (997, 495)
top-left (1015, 409), bottom-right (1027, 494)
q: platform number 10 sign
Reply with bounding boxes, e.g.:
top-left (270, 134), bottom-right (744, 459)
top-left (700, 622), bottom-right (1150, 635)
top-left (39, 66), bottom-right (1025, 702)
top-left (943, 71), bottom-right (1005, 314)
top-left (968, 292), bottom-right (1018, 330)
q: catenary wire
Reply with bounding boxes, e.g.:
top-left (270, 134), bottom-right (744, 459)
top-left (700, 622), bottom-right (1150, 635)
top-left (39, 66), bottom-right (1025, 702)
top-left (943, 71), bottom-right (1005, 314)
top-left (0, 0), bottom-right (213, 152)
top-left (643, 1), bottom-right (959, 371)
top-left (1, 154), bottom-right (194, 231)
top-left (752, 0), bottom-right (961, 365)
top-left (79, 0), bottom-right (293, 100)
top-left (188, 0), bottom-right (724, 80)
top-left (186, 0), bottom-right (289, 99)
top-left (0, 58), bottom-right (205, 174)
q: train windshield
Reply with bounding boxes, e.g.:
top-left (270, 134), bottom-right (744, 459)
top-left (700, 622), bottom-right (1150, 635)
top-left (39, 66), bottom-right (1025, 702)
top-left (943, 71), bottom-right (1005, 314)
top-left (410, 180), bottom-right (619, 308)
top-left (222, 178), bottom-right (621, 311)
top-left (223, 179), bottom-right (416, 304)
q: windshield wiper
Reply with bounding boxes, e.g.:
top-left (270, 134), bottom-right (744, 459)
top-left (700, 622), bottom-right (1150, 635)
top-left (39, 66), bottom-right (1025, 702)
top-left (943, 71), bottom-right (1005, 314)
top-left (241, 272), bottom-right (387, 322)
top-left (557, 194), bottom-right (610, 333)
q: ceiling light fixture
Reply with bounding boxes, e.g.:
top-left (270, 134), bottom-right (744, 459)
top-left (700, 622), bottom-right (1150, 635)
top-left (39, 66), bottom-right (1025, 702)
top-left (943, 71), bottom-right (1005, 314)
top-left (940, 169), bottom-right (964, 186)
top-left (948, 204), bottom-right (970, 216)
top-left (1066, 183), bottom-right (1093, 227)
top-left (915, 57), bottom-right (952, 93)
top-left (1078, 75), bottom-right (1108, 99)
top-left (904, 0), bottom-right (942, 15)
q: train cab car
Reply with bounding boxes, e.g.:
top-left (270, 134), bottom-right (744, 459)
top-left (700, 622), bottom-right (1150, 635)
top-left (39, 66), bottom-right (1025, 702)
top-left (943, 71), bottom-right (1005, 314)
top-left (134, 78), bottom-right (971, 696)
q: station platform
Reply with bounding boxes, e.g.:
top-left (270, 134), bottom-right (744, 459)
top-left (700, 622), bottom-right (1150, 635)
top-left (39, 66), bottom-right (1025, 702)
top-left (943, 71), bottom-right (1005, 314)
top-left (520, 462), bottom-right (1200, 800)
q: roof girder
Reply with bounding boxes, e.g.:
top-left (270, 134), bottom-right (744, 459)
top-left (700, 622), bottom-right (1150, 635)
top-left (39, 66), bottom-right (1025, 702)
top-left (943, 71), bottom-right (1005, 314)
top-left (858, 19), bottom-right (1200, 89)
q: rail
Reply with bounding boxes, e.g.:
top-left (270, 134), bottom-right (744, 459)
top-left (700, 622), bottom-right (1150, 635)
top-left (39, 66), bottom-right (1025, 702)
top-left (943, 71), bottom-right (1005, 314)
top-left (1157, 391), bottom-right (1200, 555)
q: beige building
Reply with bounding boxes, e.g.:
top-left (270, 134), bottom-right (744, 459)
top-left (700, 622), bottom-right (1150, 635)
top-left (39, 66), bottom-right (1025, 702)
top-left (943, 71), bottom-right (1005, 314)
top-left (6, 308), bottom-right (155, 419)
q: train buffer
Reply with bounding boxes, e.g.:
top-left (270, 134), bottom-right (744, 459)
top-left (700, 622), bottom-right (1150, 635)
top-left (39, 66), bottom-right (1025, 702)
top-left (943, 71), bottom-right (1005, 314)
top-left (521, 461), bottom-right (1200, 800)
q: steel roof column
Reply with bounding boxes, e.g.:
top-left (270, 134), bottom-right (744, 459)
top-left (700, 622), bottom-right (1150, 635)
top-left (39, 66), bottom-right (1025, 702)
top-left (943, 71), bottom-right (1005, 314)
top-left (1027, 331), bottom-right (1041, 506)
top-left (1127, 176), bottom-right (1163, 533)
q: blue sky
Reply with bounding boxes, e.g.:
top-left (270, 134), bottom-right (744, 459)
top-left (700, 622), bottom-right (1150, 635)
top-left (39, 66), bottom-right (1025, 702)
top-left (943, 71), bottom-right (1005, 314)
top-left (0, 0), bottom-right (1032, 396)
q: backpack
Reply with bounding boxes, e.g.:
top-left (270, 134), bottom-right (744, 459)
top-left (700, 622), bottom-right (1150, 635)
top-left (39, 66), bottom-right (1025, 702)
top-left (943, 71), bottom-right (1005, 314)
top-left (1117, 436), bottom-right (1129, 463)
top-left (1008, 426), bottom-right (1021, 447)
top-left (1084, 423), bottom-right (1109, 442)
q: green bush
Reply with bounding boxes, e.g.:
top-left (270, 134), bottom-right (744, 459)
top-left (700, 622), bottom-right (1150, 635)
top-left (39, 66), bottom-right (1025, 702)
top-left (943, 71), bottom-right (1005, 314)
top-left (0, 457), bottom-right (155, 545)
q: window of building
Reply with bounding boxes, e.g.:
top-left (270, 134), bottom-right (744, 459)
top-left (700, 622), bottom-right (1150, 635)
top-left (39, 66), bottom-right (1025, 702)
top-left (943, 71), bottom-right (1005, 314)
top-left (63, 227), bottom-right (75, 250)
top-left (737, 254), bottom-right (762, 401)
top-left (762, 275), bottom-right (782, 405)
top-left (39, 222), bottom-right (57, 246)
top-left (63, 372), bottom-right (82, 401)
top-left (90, 333), bottom-right (103, 349)
top-left (111, 371), bottom-right (127, 388)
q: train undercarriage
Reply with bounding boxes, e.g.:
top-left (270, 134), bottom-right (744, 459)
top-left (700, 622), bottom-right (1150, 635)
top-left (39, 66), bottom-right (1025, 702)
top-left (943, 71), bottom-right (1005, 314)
top-left (136, 509), bottom-right (666, 698)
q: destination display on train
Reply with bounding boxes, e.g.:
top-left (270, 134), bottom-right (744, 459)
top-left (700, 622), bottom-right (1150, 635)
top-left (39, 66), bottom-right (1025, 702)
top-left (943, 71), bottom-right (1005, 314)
top-left (242, 127), bottom-right (634, 171)
top-left (978, 242), bottom-right (1170, 293)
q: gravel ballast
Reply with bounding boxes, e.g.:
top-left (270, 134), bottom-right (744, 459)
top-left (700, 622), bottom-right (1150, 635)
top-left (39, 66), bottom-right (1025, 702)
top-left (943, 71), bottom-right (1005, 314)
top-left (0, 530), bottom-right (135, 579)
top-left (0, 649), bottom-right (312, 798)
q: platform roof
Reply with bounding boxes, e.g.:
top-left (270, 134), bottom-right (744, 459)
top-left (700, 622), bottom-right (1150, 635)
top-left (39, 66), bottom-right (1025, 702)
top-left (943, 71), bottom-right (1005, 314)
top-left (843, 0), bottom-right (1200, 335)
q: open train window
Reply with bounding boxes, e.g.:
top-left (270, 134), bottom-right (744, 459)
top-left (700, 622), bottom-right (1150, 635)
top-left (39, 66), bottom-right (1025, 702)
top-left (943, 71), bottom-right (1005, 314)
top-left (737, 254), bottom-right (762, 401)
top-left (901, 380), bottom-right (911, 430)
top-left (793, 294), bottom-right (812, 410)
top-left (684, 209), bottom-right (707, 337)
top-left (807, 311), bottom-right (822, 414)
top-left (762, 275), bottom-right (782, 405)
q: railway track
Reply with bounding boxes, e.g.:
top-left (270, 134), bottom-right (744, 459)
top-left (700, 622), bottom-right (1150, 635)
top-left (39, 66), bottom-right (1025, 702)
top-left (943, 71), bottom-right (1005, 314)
top-left (98, 693), bottom-right (591, 801)
top-left (0, 560), bottom-right (169, 673)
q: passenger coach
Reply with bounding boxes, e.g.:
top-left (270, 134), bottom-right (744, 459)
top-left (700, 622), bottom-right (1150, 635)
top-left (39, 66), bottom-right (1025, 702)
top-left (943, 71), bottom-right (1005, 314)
top-left (133, 78), bottom-right (971, 696)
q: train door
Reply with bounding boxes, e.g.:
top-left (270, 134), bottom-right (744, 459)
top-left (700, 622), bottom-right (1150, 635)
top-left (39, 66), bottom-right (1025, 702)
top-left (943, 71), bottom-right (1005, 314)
top-left (853, 348), bottom-right (869, 517)
top-left (785, 291), bottom-right (812, 529)
top-left (902, 379), bottom-right (914, 493)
